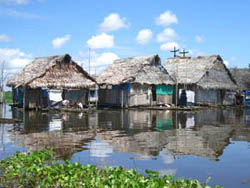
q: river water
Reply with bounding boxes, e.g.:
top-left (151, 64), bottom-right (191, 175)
top-left (1, 105), bottom-right (250, 187)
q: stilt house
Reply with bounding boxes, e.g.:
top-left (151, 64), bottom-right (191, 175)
top-left (164, 55), bottom-right (237, 106)
top-left (97, 54), bottom-right (175, 107)
top-left (6, 54), bottom-right (96, 109)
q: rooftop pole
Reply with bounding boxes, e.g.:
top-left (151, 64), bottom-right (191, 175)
top-left (88, 48), bottom-right (91, 74)
top-left (88, 48), bottom-right (91, 109)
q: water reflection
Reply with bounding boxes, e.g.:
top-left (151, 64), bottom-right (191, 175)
top-left (2, 107), bottom-right (250, 187)
top-left (6, 108), bottom-right (246, 161)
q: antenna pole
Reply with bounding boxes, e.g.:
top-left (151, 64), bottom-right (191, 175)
top-left (88, 48), bottom-right (91, 74)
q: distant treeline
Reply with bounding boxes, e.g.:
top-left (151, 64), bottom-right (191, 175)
top-left (4, 91), bottom-right (12, 104)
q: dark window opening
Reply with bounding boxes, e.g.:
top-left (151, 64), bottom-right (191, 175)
top-left (152, 86), bottom-right (156, 101)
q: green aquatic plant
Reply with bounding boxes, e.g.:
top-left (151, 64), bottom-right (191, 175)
top-left (0, 149), bottom-right (223, 188)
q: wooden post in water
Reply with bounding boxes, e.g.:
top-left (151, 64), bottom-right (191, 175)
top-left (175, 63), bottom-right (178, 107)
top-left (95, 87), bottom-right (98, 109)
top-left (121, 108), bottom-right (124, 128)
top-left (88, 90), bottom-right (90, 110)
top-left (121, 89), bottom-right (124, 108)
top-left (175, 84), bottom-right (178, 107)
top-left (150, 92), bottom-right (152, 106)
top-left (23, 86), bottom-right (26, 111)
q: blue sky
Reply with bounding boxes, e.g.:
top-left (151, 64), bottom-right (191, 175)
top-left (0, 0), bottom-right (250, 75)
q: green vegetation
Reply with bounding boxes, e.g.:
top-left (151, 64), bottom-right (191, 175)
top-left (4, 91), bottom-right (12, 104)
top-left (0, 149), bottom-right (223, 188)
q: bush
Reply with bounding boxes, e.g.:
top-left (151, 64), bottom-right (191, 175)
top-left (0, 149), bottom-right (223, 188)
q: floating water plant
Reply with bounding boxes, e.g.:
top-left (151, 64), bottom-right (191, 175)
top-left (0, 149), bottom-right (223, 188)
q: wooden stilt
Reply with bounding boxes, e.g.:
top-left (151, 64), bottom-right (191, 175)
top-left (96, 88), bottom-right (98, 109)
top-left (23, 86), bottom-right (26, 111)
top-left (150, 88), bottom-right (152, 106)
top-left (121, 89), bottom-right (124, 108)
top-left (175, 84), bottom-right (178, 106)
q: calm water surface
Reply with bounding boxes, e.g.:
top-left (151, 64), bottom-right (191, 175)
top-left (1, 105), bottom-right (250, 188)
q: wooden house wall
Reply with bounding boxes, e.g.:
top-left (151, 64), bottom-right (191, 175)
top-left (222, 91), bottom-right (236, 105)
top-left (195, 88), bottom-right (222, 105)
top-left (98, 89), bottom-right (129, 107)
top-left (27, 88), bottom-right (43, 109)
top-left (155, 85), bottom-right (173, 105)
top-left (99, 84), bottom-right (174, 107)
top-left (156, 95), bottom-right (173, 105)
top-left (129, 84), bottom-right (150, 107)
top-left (63, 89), bottom-right (88, 106)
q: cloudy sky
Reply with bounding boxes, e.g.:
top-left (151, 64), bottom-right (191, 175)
top-left (0, 0), bottom-right (249, 76)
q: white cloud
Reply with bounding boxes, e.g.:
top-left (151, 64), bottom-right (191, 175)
top-left (160, 42), bottom-right (180, 51)
top-left (87, 33), bottom-right (114, 49)
top-left (100, 13), bottom-right (129, 32)
top-left (94, 52), bottom-right (119, 67)
top-left (75, 51), bottom-right (119, 75)
top-left (0, 34), bottom-right (14, 42)
top-left (195, 35), bottom-right (204, 43)
top-left (224, 60), bottom-right (229, 66)
top-left (156, 11), bottom-right (178, 26)
top-left (157, 28), bottom-right (178, 43)
top-left (89, 140), bottom-right (113, 158)
top-left (52, 34), bottom-right (71, 49)
top-left (136, 29), bottom-right (153, 45)
top-left (0, 0), bottom-right (29, 4)
top-left (0, 9), bottom-right (41, 19)
top-left (0, 48), bottom-right (33, 77)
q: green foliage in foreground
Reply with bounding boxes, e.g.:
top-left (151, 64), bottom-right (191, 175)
top-left (0, 149), bottom-right (223, 188)
top-left (4, 91), bottom-right (12, 104)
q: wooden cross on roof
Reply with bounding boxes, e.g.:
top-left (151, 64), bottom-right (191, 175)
top-left (180, 49), bottom-right (189, 57)
top-left (170, 46), bottom-right (179, 57)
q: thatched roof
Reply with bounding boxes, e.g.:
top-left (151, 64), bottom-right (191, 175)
top-left (6, 54), bottom-right (96, 89)
top-left (97, 54), bottom-right (175, 85)
top-left (229, 68), bottom-right (250, 91)
top-left (164, 55), bottom-right (237, 90)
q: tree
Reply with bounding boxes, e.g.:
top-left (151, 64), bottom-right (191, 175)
top-left (0, 61), bottom-right (10, 103)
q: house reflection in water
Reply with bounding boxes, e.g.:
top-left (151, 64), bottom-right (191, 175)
top-left (96, 110), bottom-right (236, 161)
top-left (8, 108), bottom-right (250, 161)
top-left (11, 109), bottom-right (96, 160)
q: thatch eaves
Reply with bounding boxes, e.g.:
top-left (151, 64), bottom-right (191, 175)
top-left (164, 55), bottom-right (237, 90)
top-left (229, 68), bottom-right (250, 91)
top-left (97, 54), bottom-right (175, 86)
top-left (6, 54), bottom-right (96, 89)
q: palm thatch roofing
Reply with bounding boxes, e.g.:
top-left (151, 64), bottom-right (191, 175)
top-left (6, 54), bottom-right (96, 89)
top-left (229, 68), bottom-right (250, 91)
top-left (97, 54), bottom-right (175, 86)
top-left (164, 55), bottom-right (237, 90)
